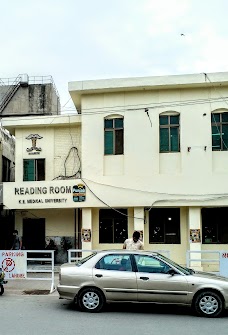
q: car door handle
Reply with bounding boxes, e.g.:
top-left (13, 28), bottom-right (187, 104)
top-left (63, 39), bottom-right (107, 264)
top-left (140, 276), bottom-right (149, 281)
top-left (95, 274), bottom-right (103, 278)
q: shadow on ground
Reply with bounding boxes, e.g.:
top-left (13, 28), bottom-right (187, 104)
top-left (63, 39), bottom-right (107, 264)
top-left (23, 290), bottom-right (50, 295)
top-left (58, 299), bottom-right (228, 318)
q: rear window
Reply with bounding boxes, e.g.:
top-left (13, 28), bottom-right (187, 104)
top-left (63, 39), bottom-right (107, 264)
top-left (76, 252), bottom-right (97, 266)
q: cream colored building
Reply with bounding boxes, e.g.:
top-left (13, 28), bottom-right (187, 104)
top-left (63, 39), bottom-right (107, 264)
top-left (2, 115), bottom-right (82, 262)
top-left (2, 72), bottom-right (228, 267)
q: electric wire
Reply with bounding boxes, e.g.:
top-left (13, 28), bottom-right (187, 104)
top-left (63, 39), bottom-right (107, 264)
top-left (3, 72), bottom-right (228, 222)
top-left (81, 177), bottom-right (145, 221)
top-left (2, 91), bottom-right (228, 120)
top-left (2, 93), bottom-right (228, 119)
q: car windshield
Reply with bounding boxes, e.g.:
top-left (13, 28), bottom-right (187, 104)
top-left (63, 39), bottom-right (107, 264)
top-left (156, 254), bottom-right (194, 275)
top-left (76, 252), bottom-right (97, 266)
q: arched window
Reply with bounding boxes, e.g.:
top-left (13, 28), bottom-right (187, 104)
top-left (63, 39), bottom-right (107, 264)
top-left (211, 109), bottom-right (228, 151)
top-left (159, 113), bottom-right (180, 152)
top-left (104, 116), bottom-right (124, 155)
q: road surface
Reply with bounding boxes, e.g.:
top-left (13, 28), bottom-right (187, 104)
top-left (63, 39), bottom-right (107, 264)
top-left (1, 293), bottom-right (228, 335)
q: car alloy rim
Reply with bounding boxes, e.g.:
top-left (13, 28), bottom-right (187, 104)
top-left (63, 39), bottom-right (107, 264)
top-left (82, 291), bottom-right (100, 310)
top-left (199, 295), bottom-right (219, 314)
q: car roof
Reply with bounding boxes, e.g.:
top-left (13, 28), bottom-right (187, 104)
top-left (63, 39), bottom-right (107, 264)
top-left (96, 250), bottom-right (160, 256)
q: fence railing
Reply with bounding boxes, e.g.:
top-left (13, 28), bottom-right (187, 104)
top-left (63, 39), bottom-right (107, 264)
top-left (68, 249), bottom-right (98, 263)
top-left (68, 249), bottom-right (171, 264)
top-left (0, 250), bottom-right (56, 293)
top-left (26, 250), bottom-right (56, 293)
top-left (0, 74), bottom-right (60, 98)
top-left (186, 250), bottom-right (220, 274)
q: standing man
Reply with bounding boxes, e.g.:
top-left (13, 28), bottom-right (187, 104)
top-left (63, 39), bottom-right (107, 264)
top-left (11, 230), bottom-right (22, 250)
top-left (123, 231), bottom-right (144, 250)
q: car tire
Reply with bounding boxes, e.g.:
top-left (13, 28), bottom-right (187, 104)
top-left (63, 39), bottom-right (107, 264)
top-left (194, 291), bottom-right (223, 317)
top-left (78, 287), bottom-right (105, 313)
top-left (0, 285), bottom-right (4, 296)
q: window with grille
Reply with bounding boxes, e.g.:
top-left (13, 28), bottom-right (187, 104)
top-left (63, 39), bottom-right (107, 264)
top-left (211, 112), bottom-right (228, 151)
top-left (23, 159), bottom-right (45, 181)
top-left (159, 115), bottom-right (180, 152)
top-left (149, 208), bottom-right (180, 244)
top-left (99, 208), bottom-right (128, 243)
top-left (104, 117), bottom-right (124, 155)
top-left (2, 156), bottom-right (11, 182)
top-left (202, 208), bottom-right (228, 243)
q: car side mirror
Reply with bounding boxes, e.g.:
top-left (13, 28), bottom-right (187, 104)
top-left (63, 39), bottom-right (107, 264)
top-left (167, 269), bottom-right (176, 276)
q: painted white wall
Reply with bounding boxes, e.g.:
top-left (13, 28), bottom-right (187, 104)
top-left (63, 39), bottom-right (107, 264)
top-left (3, 74), bottom-right (228, 266)
top-left (14, 123), bottom-right (81, 182)
top-left (15, 208), bottom-right (75, 238)
top-left (80, 86), bottom-right (228, 207)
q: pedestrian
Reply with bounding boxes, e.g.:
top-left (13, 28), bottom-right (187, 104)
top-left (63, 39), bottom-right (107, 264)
top-left (11, 230), bottom-right (22, 250)
top-left (123, 231), bottom-right (144, 250)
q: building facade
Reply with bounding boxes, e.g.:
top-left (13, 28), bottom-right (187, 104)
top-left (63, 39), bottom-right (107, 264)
top-left (0, 73), bottom-right (61, 252)
top-left (2, 114), bottom-right (81, 262)
top-left (2, 72), bottom-right (228, 268)
top-left (0, 74), bottom-right (60, 117)
top-left (0, 127), bottom-right (15, 249)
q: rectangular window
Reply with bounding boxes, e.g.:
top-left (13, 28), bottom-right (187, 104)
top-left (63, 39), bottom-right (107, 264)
top-left (95, 254), bottom-right (132, 271)
top-left (2, 156), bottom-right (11, 182)
top-left (149, 208), bottom-right (180, 244)
top-left (202, 208), bottom-right (228, 243)
top-left (99, 208), bottom-right (128, 243)
top-left (211, 112), bottom-right (228, 151)
top-left (104, 118), bottom-right (124, 155)
top-left (23, 159), bottom-right (45, 181)
top-left (159, 115), bottom-right (180, 152)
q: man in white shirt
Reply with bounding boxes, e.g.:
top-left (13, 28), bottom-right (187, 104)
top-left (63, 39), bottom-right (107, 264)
top-left (123, 231), bottom-right (144, 250)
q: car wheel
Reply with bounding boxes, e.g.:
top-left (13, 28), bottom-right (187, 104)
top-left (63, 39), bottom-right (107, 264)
top-left (194, 291), bottom-right (223, 317)
top-left (78, 288), bottom-right (105, 312)
top-left (0, 285), bottom-right (4, 296)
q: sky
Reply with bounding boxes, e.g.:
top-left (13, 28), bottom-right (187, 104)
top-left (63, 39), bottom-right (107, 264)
top-left (1, 0), bottom-right (228, 113)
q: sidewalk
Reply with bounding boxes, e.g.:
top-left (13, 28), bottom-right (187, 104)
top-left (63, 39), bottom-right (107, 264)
top-left (4, 265), bottom-right (60, 296)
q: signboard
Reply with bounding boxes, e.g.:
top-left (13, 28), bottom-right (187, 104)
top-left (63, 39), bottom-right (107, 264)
top-left (0, 250), bottom-right (26, 279)
top-left (220, 251), bottom-right (228, 277)
top-left (7, 183), bottom-right (86, 207)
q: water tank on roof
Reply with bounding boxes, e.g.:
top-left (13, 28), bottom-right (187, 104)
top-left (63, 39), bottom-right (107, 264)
top-left (20, 74), bottom-right (29, 87)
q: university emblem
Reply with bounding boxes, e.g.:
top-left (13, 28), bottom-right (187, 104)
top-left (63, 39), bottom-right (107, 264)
top-left (26, 134), bottom-right (43, 152)
top-left (73, 184), bottom-right (86, 202)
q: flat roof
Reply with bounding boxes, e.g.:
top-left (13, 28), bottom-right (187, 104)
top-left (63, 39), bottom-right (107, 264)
top-left (69, 72), bottom-right (228, 110)
top-left (1, 114), bottom-right (81, 135)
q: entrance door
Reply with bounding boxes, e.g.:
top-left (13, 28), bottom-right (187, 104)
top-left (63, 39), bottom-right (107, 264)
top-left (23, 219), bottom-right (45, 250)
top-left (0, 210), bottom-right (14, 249)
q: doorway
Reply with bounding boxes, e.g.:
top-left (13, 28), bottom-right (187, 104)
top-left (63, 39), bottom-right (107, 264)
top-left (23, 218), bottom-right (45, 250)
top-left (0, 210), bottom-right (14, 249)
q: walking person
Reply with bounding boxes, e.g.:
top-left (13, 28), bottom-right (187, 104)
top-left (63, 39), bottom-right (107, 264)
top-left (123, 231), bottom-right (144, 250)
top-left (11, 230), bottom-right (22, 250)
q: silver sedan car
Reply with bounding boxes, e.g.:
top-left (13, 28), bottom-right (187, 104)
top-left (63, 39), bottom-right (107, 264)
top-left (57, 250), bottom-right (228, 317)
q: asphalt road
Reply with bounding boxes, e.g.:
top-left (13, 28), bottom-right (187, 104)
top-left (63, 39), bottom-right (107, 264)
top-left (1, 293), bottom-right (228, 335)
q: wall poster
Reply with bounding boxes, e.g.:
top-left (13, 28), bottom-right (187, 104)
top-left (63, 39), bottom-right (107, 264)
top-left (81, 229), bottom-right (91, 242)
top-left (190, 229), bottom-right (201, 243)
